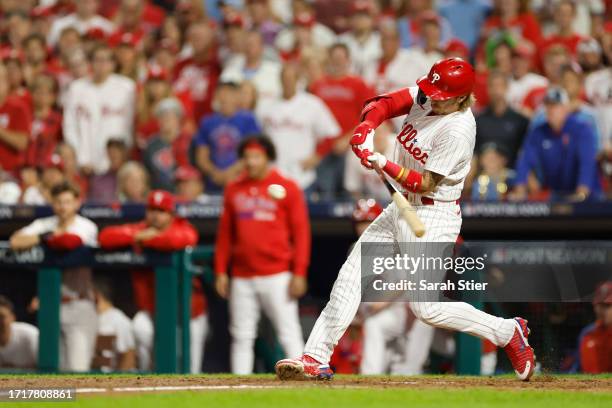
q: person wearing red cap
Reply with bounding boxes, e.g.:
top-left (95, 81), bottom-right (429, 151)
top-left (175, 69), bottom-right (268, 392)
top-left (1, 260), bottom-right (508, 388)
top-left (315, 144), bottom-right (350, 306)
top-left (277, 57), bottom-right (536, 382)
top-left (0, 63), bottom-right (31, 174)
top-left (214, 135), bottom-right (310, 374)
top-left (11, 181), bottom-right (99, 372)
top-left (48, 0), bottom-right (115, 46)
top-left (98, 190), bottom-right (207, 373)
top-left (577, 282), bottom-right (612, 373)
top-left (21, 153), bottom-right (66, 205)
top-left (175, 165), bottom-right (206, 202)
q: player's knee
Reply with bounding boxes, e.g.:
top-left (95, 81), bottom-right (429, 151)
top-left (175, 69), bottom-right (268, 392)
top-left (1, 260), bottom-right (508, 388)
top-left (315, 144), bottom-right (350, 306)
top-left (411, 302), bottom-right (443, 324)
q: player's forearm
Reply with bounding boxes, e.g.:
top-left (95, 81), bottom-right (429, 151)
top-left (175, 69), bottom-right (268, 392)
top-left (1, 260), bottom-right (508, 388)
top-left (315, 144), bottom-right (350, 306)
top-left (0, 129), bottom-right (28, 151)
top-left (380, 159), bottom-right (440, 194)
top-left (10, 233), bottom-right (41, 251)
top-left (360, 88), bottom-right (413, 129)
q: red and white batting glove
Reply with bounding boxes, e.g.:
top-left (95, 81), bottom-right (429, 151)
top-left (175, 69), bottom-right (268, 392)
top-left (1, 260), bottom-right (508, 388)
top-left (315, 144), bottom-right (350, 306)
top-left (366, 152), bottom-right (387, 169)
top-left (350, 121), bottom-right (376, 169)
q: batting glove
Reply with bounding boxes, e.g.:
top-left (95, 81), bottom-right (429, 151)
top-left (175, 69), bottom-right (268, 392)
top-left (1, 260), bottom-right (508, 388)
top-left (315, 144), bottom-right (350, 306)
top-left (367, 152), bottom-right (387, 169)
top-left (351, 121), bottom-right (376, 169)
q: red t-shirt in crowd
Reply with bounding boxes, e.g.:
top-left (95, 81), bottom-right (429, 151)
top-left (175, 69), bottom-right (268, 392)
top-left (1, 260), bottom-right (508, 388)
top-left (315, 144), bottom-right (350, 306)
top-left (215, 169), bottom-right (310, 278)
top-left (173, 56), bottom-right (220, 123)
top-left (310, 75), bottom-right (375, 135)
top-left (98, 218), bottom-right (206, 317)
top-left (579, 320), bottom-right (612, 374)
top-left (25, 110), bottom-right (62, 166)
top-left (539, 34), bottom-right (584, 57)
top-left (0, 96), bottom-right (32, 172)
top-left (483, 13), bottom-right (543, 46)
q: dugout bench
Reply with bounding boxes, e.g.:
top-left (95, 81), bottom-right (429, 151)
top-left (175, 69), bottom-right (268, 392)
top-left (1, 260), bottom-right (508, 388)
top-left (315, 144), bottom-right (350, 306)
top-left (0, 243), bottom-right (214, 374)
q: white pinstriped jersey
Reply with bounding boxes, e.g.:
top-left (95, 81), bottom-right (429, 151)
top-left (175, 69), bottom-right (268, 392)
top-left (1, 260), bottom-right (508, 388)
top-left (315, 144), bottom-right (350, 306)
top-left (392, 86), bottom-right (476, 202)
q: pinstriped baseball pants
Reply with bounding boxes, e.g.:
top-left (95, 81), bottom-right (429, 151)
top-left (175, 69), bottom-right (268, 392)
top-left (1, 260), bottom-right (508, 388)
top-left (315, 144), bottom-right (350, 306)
top-left (304, 200), bottom-right (517, 364)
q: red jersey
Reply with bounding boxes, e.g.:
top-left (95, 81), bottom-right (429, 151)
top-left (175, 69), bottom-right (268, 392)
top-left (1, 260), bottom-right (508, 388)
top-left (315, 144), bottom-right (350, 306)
top-left (0, 96), bottom-right (32, 172)
top-left (579, 320), bottom-right (612, 374)
top-left (98, 218), bottom-right (206, 317)
top-left (215, 169), bottom-right (310, 278)
top-left (539, 34), bottom-right (583, 57)
top-left (310, 75), bottom-right (375, 135)
top-left (25, 110), bottom-right (62, 166)
top-left (173, 56), bottom-right (220, 123)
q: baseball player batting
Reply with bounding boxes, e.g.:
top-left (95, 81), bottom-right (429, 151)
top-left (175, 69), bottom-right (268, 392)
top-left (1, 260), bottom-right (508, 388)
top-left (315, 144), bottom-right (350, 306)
top-left (275, 58), bottom-right (535, 381)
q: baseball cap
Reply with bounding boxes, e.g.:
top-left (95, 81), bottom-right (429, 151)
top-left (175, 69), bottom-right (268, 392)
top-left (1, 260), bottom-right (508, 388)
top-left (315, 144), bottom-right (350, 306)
top-left (543, 87), bottom-right (569, 105)
top-left (293, 12), bottom-right (316, 27)
top-left (512, 42), bottom-right (535, 58)
top-left (445, 39), bottom-right (469, 58)
top-left (577, 37), bottom-right (602, 55)
top-left (146, 65), bottom-right (170, 81)
top-left (147, 190), bottom-right (175, 212)
top-left (42, 154), bottom-right (64, 171)
top-left (223, 12), bottom-right (245, 28)
top-left (593, 282), bottom-right (612, 304)
top-left (419, 10), bottom-right (441, 26)
top-left (478, 142), bottom-right (511, 161)
top-left (175, 165), bottom-right (202, 182)
top-left (350, 0), bottom-right (373, 15)
top-left (353, 199), bottom-right (383, 222)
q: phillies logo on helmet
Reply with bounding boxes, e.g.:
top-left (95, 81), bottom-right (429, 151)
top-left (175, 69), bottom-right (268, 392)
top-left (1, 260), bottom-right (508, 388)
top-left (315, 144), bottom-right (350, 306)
top-left (431, 72), bottom-right (441, 83)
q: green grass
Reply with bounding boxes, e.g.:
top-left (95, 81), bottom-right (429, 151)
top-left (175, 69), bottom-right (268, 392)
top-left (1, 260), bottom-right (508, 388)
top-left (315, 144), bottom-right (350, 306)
top-left (10, 388), bottom-right (610, 408)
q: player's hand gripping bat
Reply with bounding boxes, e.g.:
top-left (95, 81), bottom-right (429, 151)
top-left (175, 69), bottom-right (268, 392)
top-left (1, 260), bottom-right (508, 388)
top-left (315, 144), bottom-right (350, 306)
top-left (372, 161), bottom-right (426, 238)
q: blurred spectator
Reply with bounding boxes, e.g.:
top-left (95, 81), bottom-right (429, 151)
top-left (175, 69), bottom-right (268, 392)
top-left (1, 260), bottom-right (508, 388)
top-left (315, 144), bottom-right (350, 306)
top-left (88, 139), bottom-right (128, 203)
top-left (48, 0), bottom-right (115, 46)
top-left (363, 25), bottom-right (428, 95)
top-left (522, 44), bottom-right (571, 115)
top-left (481, 0), bottom-right (542, 47)
top-left (117, 161), bottom-right (149, 203)
top-left (0, 169), bottom-right (21, 204)
top-left (91, 276), bottom-right (136, 372)
top-left (530, 64), bottom-right (602, 148)
top-left (539, 0), bottom-right (585, 60)
top-left (25, 74), bottom-right (61, 167)
top-left (511, 87), bottom-right (601, 201)
top-left (0, 63), bottom-right (31, 173)
top-left (344, 123), bottom-right (395, 201)
top-left (4, 11), bottom-right (32, 51)
top-left (136, 66), bottom-right (195, 149)
top-left (476, 71), bottom-right (530, 166)
top-left (576, 282), bottom-right (612, 373)
top-left (195, 81), bottom-right (260, 192)
top-left (175, 165), bottom-right (207, 202)
top-left (245, 0), bottom-right (283, 47)
top-left (99, 190), bottom-right (207, 373)
top-left (396, 0), bottom-right (452, 49)
top-left (338, 1), bottom-right (381, 76)
top-left (111, 33), bottom-right (145, 82)
top-left (239, 80), bottom-right (258, 110)
top-left (63, 45), bottom-right (135, 175)
top-left (438, 0), bottom-right (491, 52)
top-left (214, 136), bottom-right (309, 374)
top-left (57, 142), bottom-right (89, 202)
top-left (470, 143), bottom-right (515, 201)
top-left (275, 8), bottom-right (337, 60)
top-left (258, 63), bottom-right (340, 192)
top-left (22, 33), bottom-right (49, 86)
top-left (173, 22), bottom-right (220, 123)
top-left (310, 43), bottom-right (374, 198)
top-left (4, 52), bottom-right (31, 109)
top-left (408, 11), bottom-right (445, 68)
top-left (219, 11), bottom-right (247, 65)
top-left (0, 295), bottom-right (38, 369)
top-left (533, 0), bottom-right (604, 37)
top-left (222, 30), bottom-right (282, 109)
top-left (21, 153), bottom-right (64, 205)
top-left (10, 182), bottom-right (99, 372)
top-left (109, 0), bottom-right (165, 37)
top-left (508, 42), bottom-right (549, 114)
top-left (143, 98), bottom-right (192, 192)
top-left (584, 65), bottom-right (612, 160)
top-left (577, 37), bottom-right (604, 74)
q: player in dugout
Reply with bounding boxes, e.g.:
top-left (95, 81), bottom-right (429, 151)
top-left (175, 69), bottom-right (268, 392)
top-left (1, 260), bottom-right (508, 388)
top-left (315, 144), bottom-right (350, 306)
top-left (98, 190), bottom-right (207, 373)
top-left (214, 135), bottom-right (310, 375)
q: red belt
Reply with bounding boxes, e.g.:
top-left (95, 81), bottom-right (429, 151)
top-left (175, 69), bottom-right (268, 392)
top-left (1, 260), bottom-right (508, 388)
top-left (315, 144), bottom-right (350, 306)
top-left (420, 197), bottom-right (460, 205)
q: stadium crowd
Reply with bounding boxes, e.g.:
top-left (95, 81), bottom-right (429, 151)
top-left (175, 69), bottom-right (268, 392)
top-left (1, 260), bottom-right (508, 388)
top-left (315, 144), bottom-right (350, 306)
top-left (1, 0), bottom-right (612, 375)
top-left (0, 0), bottom-right (608, 204)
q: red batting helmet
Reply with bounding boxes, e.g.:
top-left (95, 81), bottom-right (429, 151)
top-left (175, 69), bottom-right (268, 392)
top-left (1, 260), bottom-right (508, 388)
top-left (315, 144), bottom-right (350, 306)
top-left (416, 57), bottom-right (475, 101)
top-left (353, 199), bottom-right (383, 222)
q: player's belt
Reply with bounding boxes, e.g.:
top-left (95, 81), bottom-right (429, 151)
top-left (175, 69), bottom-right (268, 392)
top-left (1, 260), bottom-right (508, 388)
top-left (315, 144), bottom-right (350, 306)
top-left (420, 197), bottom-right (460, 206)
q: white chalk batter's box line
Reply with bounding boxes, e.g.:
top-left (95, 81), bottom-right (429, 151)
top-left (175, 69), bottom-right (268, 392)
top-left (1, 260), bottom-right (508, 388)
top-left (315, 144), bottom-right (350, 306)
top-left (76, 383), bottom-right (420, 394)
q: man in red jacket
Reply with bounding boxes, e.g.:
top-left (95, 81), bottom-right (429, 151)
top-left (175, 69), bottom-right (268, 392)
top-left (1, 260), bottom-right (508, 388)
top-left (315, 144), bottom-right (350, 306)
top-left (578, 282), bottom-right (612, 373)
top-left (215, 135), bottom-right (310, 374)
top-left (10, 182), bottom-right (98, 372)
top-left (98, 190), bottom-right (207, 373)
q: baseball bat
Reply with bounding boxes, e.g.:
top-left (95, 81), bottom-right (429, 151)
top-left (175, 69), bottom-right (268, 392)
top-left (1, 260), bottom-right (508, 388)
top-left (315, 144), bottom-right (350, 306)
top-left (373, 164), bottom-right (426, 238)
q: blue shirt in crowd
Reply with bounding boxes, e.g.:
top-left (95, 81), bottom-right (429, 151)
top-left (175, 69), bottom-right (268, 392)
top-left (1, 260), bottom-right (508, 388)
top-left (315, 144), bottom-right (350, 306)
top-left (195, 110), bottom-right (261, 190)
top-left (514, 112), bottom-right (601, 196)
top-left (529, 105), bottom-right (602, 150)
top-left (438, 0), bottom-right (491, 52)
